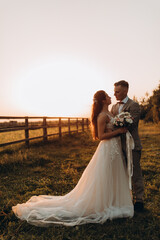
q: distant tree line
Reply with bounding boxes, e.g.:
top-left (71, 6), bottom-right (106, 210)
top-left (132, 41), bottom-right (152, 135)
top-left (139, 83), bottom-right (160, 123)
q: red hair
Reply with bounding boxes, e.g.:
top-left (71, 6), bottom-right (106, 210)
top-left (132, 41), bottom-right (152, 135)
top-left (91, 90), bottom-right (106, 139)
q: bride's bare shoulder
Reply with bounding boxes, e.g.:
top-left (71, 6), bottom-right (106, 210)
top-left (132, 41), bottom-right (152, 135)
top-left (98, 112), bottom-right (110, 123)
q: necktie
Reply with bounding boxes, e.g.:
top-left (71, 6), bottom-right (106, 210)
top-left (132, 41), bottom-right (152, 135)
top-left (118, 102), bottom-right (124, 104)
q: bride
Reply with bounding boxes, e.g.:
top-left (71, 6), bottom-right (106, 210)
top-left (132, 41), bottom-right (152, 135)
top-left (12, 90), bottom-right (134, 227)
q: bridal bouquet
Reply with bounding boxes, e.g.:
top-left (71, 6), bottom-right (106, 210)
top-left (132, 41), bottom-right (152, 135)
top-left (113, 111), bottom-right (133, 127)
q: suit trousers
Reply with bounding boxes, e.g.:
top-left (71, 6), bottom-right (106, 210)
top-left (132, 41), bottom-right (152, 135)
top-left (132, 150), bottom-right (144, 202)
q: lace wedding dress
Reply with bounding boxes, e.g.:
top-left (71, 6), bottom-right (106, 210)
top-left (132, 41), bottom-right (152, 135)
top-left (12, 113), bottom-right (134, 227)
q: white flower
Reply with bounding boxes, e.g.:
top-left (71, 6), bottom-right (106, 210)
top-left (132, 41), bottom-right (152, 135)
top-left (119, 118), bottom-right (124, 122)
top-left (126, 118), bottom-right (133, 124)
top-left (113, 111), bottom-right (133, 127)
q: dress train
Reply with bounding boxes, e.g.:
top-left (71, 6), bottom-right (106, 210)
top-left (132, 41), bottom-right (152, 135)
top-left (12, 136), bottom-right (134, 227)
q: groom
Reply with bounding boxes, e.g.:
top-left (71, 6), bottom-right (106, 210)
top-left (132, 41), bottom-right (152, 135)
top-left (111, 80), bottom-right (144, 212)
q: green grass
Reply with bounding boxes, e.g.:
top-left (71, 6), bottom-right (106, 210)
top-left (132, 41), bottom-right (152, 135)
top-left (0, 124), bottom-right (160, 240)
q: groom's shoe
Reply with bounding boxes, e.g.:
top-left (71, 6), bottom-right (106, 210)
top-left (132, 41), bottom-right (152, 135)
top-left (134, 202), bottom-right (144, 212)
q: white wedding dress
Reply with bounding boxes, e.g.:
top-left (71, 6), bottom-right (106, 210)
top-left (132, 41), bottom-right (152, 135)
top-left (12, 113), bottom-right (134, 227)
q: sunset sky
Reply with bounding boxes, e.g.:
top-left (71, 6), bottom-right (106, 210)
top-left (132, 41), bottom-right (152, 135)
top-left (1, 0), bottom-right (160, 117)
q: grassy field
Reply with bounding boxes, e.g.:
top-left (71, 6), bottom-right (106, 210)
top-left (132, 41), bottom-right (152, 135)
top-left (0, 121), bottom-right (160, 240)
top-left (0, 123), bottom-right (83, 145)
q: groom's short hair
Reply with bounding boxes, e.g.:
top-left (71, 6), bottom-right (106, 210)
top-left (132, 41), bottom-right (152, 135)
top-left (114, 80), bottom-right (129, 89)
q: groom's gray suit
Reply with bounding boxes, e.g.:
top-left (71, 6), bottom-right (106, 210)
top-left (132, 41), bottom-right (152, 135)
top-left (111, 98), bottom-right (144, 202)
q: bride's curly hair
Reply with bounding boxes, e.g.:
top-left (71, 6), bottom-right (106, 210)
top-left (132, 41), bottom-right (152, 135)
top-left (91, 90), bottom-right (106, 140)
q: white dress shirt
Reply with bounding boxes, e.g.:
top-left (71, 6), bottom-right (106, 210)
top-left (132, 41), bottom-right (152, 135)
top-left (118, 96), bottom-right (128, 113)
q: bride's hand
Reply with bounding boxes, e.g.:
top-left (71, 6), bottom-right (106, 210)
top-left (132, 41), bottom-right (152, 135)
top-left (117, 127), bottom-right (128, 134)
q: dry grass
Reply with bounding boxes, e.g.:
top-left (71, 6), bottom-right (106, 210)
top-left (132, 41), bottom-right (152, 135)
top-left (0, 122), bottom-right (160, 240)
top-left (139, 120), bottom-right (160, 136)
top-left (0, 125), bottom-right (83, 146)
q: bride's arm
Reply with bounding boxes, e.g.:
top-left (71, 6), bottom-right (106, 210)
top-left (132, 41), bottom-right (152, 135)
top-left (97, 114), bottom-right (127, 140)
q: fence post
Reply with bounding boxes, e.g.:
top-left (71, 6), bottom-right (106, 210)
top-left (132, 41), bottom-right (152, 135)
top-left (68, 118), bottom-right (71, 135)
top-left (59, 117), bottom-right (62, 138)
top-left (43, 117), bottom-right (47, 142)
top-left (76, 118), bottom-right (78, 132)
top-left (86, 118), bottom-right (89, 129)
top-left (82, 118), bottom-right (84, 131)
top-left (25, 117), bottom-right (29, 146)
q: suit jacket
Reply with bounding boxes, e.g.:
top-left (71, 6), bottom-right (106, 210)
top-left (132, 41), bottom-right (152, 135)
top-left (111, 98), bottom-right (142, 151)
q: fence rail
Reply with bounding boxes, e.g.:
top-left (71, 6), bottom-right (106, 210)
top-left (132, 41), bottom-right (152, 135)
top-left (0, 116), bottom-right (90, 147)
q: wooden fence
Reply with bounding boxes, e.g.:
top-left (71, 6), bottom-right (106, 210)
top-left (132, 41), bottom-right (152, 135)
top-left (0, 116), bottom-right (90, 147)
